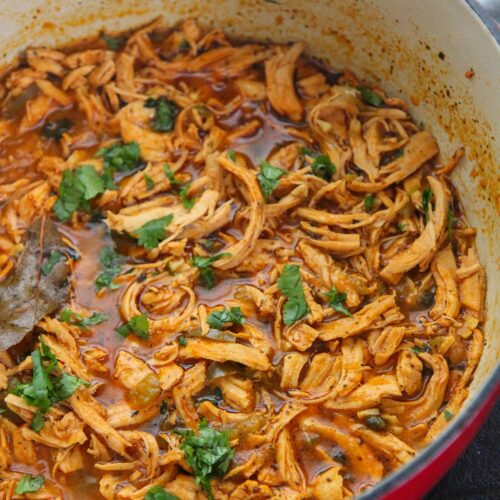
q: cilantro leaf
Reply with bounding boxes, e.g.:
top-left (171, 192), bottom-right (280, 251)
top-left (95, 246), bottom-right (121, 291)
top-left (144, 173), bottom-right (155, 190)
top-left (227, 149), bottom-right (236, 162)
top-left (163, 164), bottom-right (180, 185)
top-left (191, 253), bottom-right (230, 290)
top-left (145, 485), bottom-right (179, 500)
top-left (410, 343), bottom-right (431, 354)
top-left (178, 336), bottom-right (188, 346)
top-left (364, 194), bottom-right (376, 212)
top-left (175, 420), bottom-right (234, 498)
top-left (59, 309), bottom-right (108, 330)
top-left (31, 409), bottom-right (45, 431)
top-left (116, 313), bottom-right (150, 339)
top-left (41, 250), bottom-right (64, 276)
top-left (41, 118), bottom-right (72, 139)
top-left (397, 222), bottom-right (408, 232)
top-left (55, 372), bottom-right (87, 400)
top-left (102, 33), bottom-right (124, 51)
top-left (15, 474), bottom-right (44, 495)
top-left (12, 342), bottom-right (86, 430)
top-left (207, 307), bottom-right (246, 330)
top-left (145, 97), bottom-right (179, 132)
top-left (358, 86), bottom-right (383, 107)
top-left (277, 264), bottom-right (309, 326)
top-left (96, 141), bottom-right (141, 173)
top-left (422, 187), bottom-right (434, 223)
top-left (191, 253), bottom-right (230, 269)
top-left (257, 161), bottom-right (287, 200)
top-left (325, 286), bottom-right (352, 317)
top-left (78, 165), bottom-right (105, 201)
top-left (311, 154), bottom-right (336, 181)
top-left (180, 185), bottom-right (195, 209)
top-left (134, 215), bottom-right (173, 249)
top-left (53, 165), bottom-right (105, 221)
top-left (199, 268), bottom-right (216, 289)
top-left (443, 409), bottom-right (453, 421)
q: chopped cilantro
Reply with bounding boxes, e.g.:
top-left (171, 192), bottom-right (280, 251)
top-left (364, 194), bottom-right (376, 212)
top-left (227, 149), bottom-right (236, 162)
top-left (422, 187), bottom-right (433, 223)
top-left (53, 165), bottom-right (105, 221)
top-left (257, 161), bottom-right (287, 200)
top-left (14, 474), bottom-right (44, 495)
top-left (59, 309), bottom-right (108, 330)
top-left (12, 341), bottom-right (86, 431)
top-left (325, 286), bottom-right (352, 317)
top-left (31, 410), bottom-right (45, 432)
top-left (134, 215), bottom-right (173, 249)
top-left (410, 343), bottom-right (431, 354)
top-left (96, 141), bottom-right (141, 173)
top-left (102, 33), bottom-right (124, 51)
top-left (116, 313), bottom-right (150, 339)
top-left (175, 419), bottom-right (234, 498)
top-left (444, 409), bottom-right (453, 421)
top-left (191, 253), bottom-right (230, 289)
top-left (397, 222), bottom-right (408, 232)
top-left (180, 184), bottom-right (195, 209)
top-left (145, 485), bottom-right (179, 500)
top-left (311, 154), bottom-right (336, 181)
top-left (41, 250), bottom-right (64, 276)
top-left (178, 337), bottom-right (188, 346)
top-left (145, 96), bottom-right (179, 132)
top-left (144, 173), bottom-right (155, 190)
top-left (206, 307), bottom-right (246, 330)
top-left (95, 247), bottom-right (121, 291)
top-left (163, 164), bottom-right (180, 185)
top-left (41, 118), bottom-right (72, 139)
top-left (358, 86), bottom-right (383, 107)
top-left (277, 264), bottom-right (310, 326)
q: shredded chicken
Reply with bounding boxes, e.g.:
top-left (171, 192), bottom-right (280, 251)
top-left (0, 17), bottom-right (485, 500)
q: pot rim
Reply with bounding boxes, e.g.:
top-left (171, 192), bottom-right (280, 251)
top-left (358, 364), bottom-right (499, 499)
top-left (466, 0), bottom-right (500, 42)
top-left (359, 4), bottom-right (500, 496)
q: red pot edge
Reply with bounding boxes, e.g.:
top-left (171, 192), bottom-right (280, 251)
top-left (382, 383), bottom-right (500, 499)
top-left (357, 365), bottom-right (500, 500)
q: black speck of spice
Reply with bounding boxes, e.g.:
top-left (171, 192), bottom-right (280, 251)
top-left (438, 51), bottom-right (446, 60)
top-left (131, 410), bottom-right (139, 417)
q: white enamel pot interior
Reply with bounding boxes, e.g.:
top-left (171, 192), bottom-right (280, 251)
top-left (0, 0), bottom-right (498, 497)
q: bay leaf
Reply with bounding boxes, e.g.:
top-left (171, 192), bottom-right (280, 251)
top-left (0, 218), bottom-right (70, 350)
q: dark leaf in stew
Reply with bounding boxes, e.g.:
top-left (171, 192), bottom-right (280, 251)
top-left (0, 218), bottom-right (70, 350)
